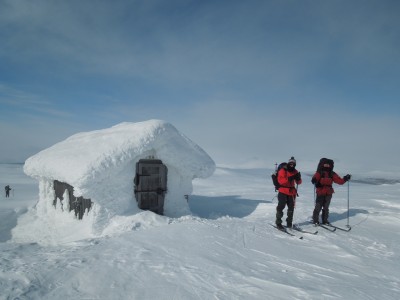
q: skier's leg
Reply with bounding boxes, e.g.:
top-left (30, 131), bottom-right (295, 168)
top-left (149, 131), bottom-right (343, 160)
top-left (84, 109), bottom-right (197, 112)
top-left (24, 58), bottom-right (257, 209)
top-left (276, 193), bottom-right (286, 226)
top-left (322, 195), bottom-right (332, 224)
top-left (312, 195), bottom-right (324, 224)
top-left (286, 196), bottom-right (295, 227)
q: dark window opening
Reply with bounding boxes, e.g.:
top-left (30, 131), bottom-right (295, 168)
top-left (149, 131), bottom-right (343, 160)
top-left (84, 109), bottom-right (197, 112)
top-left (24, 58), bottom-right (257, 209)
top-left (53, 180), bottom-right (92, 220)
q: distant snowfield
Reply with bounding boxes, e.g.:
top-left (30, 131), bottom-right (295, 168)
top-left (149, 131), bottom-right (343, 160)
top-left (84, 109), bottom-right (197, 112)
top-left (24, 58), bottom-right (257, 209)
top-left (1, 164), bottom-right (400, 299)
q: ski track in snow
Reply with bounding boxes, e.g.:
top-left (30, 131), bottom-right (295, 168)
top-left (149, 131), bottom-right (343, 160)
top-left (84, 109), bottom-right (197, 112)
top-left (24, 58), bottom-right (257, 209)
top-left (1, 164), bottom-right (400, 299)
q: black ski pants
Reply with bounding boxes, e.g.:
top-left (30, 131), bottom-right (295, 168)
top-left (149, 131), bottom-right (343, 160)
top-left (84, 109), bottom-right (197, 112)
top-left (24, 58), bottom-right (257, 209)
top-left (313, 195), bottom-right (332, 223)
top-left (276, 192), bottom-right (295, 226)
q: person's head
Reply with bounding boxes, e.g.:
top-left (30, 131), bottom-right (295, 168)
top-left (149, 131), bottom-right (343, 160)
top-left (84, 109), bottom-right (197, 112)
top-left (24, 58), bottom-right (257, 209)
top-left (287, 156), bottom-right (296, 171)
top-left (322, 163), bottom-right (332, 171)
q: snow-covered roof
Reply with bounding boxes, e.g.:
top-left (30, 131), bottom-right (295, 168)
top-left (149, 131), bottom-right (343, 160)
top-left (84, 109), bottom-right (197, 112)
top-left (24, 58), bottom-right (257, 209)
top-left (24, 120), bottom-right (215, 193)
top-left (19, 120), bottom-right (215, 234)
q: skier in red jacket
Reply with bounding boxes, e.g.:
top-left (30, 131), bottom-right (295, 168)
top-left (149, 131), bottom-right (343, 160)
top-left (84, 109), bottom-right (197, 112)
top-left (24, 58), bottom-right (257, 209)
top-left (311, 159), bottom-right (351, 225)
top-left (276, 157), bottom-right (302, 229)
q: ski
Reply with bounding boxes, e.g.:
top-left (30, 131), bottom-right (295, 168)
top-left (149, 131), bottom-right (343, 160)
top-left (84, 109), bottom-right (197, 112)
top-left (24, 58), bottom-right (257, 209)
top-left (318, 224), bottom-right (337, 232)
top-left (270, 224), bottom-right (303, 239)
top-left (308, 221), bottom-right (336, 232)
top-left (326, 224), bottom-right (352, 232)
top-left (292, 225), bottom-right (318, 235)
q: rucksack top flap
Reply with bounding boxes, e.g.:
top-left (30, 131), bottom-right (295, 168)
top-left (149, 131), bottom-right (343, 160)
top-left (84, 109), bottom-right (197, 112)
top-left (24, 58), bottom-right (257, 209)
top-left (317, 158), bottom-right (334, 171)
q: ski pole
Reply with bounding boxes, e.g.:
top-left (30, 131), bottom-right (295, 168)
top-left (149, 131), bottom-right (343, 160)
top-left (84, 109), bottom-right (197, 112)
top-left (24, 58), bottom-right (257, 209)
top-left (313, 185), bottom-right (316, 204)
top-left (293, 183), bottom-right (299, 225)
top-left (346, 180), bottom-right (350, 228)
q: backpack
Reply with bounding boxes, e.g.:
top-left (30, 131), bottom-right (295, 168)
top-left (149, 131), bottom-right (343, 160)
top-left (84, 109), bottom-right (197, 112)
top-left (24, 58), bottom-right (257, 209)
top-left (316, 158), bottom-right (334, 177)
top-left (271, 162), bottom-right (287, 191)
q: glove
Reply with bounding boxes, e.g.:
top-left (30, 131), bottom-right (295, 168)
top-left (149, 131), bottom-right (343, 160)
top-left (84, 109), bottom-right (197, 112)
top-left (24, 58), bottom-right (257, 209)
top-left (311, 177), bottom-right (317, 184)
top-left (343, 174), bottom-right (351, 182)
top-left (289, 172), bottom-right (301, 182)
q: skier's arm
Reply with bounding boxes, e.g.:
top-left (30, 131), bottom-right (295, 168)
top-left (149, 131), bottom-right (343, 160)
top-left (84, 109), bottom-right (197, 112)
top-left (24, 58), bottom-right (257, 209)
top-left (277, 169), bottom-right (291, 187)
top-left (332, 173), bottom-right (346, 185)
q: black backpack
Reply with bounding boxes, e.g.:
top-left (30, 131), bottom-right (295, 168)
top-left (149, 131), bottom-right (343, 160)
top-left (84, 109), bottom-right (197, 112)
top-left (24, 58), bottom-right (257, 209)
top-left (271, 162), bottom-right (287, 191)
top-left (317, 158), bottom-right (334, 177)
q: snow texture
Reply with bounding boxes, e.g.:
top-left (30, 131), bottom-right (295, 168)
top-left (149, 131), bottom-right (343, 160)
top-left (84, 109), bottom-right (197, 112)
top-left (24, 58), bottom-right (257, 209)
top-left (17, 120), bottom-right (215, 243)
top-left (1, 163), bottom-right (400, 299)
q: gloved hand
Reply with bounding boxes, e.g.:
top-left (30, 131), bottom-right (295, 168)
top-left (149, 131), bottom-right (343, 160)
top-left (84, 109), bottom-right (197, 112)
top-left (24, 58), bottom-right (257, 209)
top-left (311, 177), bottom-right (317, 184)
top-left (289, 172), bottom-right (301, 182)
top-left (343, 174), bottom-right (351, 182)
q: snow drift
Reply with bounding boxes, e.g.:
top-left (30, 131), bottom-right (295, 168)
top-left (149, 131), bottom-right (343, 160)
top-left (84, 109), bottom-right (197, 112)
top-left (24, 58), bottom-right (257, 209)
top-left (14, 120), bottom-right (215, 244)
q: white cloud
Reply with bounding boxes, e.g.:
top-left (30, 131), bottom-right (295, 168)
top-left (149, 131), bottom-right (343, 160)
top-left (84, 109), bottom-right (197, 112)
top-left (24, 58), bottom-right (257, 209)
top-left (0, 0), bottom-right (399, 173)
top-left (0, 84), bottom-right (73, 118)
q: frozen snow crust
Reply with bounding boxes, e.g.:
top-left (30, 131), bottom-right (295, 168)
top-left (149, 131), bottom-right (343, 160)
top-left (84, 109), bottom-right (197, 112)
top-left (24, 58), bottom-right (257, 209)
top-left (17, 120), bottom-right (215, 244)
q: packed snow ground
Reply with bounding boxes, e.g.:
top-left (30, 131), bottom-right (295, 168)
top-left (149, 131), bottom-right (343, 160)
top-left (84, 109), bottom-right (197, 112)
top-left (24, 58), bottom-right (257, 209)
top-left (1, 163), bottom-right (400, 299)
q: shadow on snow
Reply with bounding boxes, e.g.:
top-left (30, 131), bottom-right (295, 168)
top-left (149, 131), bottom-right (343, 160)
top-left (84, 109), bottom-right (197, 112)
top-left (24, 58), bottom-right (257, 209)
top-left (296, 208), bottom-right (369, 227)
top-left (0, 208), bottom-right (27, 242)
top-left (189, 195), bottom-right (271, 219)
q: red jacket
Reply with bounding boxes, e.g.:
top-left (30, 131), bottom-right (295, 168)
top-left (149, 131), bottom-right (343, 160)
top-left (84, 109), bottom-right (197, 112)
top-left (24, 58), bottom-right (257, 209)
top-left (313, 171), bottom-right (346, 196)
top-left (277, 168), bottom-right (302, 196)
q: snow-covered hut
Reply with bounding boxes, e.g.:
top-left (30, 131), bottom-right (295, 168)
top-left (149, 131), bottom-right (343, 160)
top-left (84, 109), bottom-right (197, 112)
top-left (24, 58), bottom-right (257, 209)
top-left (16, 120), bottom-right (215, 242)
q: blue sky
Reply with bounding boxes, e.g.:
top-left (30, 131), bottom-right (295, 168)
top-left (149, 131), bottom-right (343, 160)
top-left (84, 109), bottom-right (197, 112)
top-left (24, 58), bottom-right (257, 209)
top-left (1, 0), bottom-right (399, 173)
